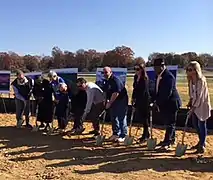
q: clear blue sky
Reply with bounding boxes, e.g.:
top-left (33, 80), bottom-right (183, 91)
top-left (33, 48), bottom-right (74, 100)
top-left (0, 0), bottom-right (212, 60)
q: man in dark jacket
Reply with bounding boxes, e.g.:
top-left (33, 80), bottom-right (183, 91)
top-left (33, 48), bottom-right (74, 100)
top-left (153, 58), bottom-right (182, 149)
top-left (11, 70), bottom-right (34, 129)
top-left (103, 66), bottom-right (128, 143)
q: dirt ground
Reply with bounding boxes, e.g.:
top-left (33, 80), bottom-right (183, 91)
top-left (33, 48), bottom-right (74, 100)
top-left (0, 114), bottom-right (213, 180)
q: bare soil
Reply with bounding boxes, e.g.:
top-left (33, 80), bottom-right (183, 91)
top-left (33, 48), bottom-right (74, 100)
top-left (0, 114), bottom-right (213, 180)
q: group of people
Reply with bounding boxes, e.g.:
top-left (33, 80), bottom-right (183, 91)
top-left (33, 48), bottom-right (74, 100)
top-left (11, 58), bottom-right (211, 154)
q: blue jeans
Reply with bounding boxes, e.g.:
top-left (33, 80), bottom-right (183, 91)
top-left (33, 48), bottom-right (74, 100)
top-left (160, 111), bottom-right (177, 144)
top-left (109, 97), bottom-right (128, 138)
top-left (192, 113), bottom-right (207, 147)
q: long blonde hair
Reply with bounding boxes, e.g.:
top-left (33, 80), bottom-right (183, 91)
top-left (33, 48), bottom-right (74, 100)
top-left (186, 61), bottom-right (206, 99)
top-left (189, 61), bottom-right (203, 79)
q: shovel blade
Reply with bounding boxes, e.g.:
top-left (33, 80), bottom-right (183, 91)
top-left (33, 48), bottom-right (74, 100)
top-left (124, 136), bottom-right (134, 146)
top-left (175, 143), bottom-right (187, 157)
top-left (32, 126), bottom-right (39, 132)
top-left (95, 135), bottom-right (106, 146)
top-left (147, 138), bottom-right (157, 150)
top-left (46, 128), bottom-right (54, 135)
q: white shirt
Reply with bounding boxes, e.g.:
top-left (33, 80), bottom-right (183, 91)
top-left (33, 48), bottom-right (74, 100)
top-left (156, 68), bottom-right (166, 94)
top-left (84, 82), bottom-right (105, 114)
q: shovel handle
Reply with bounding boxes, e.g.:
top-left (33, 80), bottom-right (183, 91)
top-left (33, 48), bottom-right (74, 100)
top-left (150, 109), bottom-right (153, 139)
top-left (100, 111), bottom-right (106, 136)
top-left (129, 107), bottom-right (135, 136)
top-left (181, 114), bottom-right (190, 144)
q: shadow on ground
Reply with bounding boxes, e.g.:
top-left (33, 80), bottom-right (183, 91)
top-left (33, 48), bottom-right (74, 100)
top-left (0, 126), bottom-right (212, 175)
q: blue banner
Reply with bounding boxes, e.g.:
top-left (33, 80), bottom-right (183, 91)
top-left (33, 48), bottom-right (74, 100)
top-left (25, 72), bottom-right (42, 80)
top-left (0, 71), bottom-right (11, 93)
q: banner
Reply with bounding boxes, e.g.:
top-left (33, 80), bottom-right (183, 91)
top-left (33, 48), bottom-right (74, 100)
top-left (96, 68), bottom-right (127, 88)
top-left (51, 68), bottom-right (78, 83)
top-left (25, 72), bottom-right (42, 80)
top-left (51, 68), bottom-right (78, 94)
top-left (146, 65), bottom-right (178, 96)
top-left (0, 71), bottom-right (11, 94)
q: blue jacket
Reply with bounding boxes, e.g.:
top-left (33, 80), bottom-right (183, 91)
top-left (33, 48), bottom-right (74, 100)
top-left (50, 76), bottom-right (65, 100)
top-left (155, 69), bottom-right (182, 113)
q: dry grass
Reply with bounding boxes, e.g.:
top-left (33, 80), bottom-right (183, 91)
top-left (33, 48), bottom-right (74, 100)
top-left (0, 114), bottom-right (213, 180)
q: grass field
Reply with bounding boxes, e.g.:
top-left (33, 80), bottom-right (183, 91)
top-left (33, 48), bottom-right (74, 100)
top-left (5, 73), bottom-right (213, 107)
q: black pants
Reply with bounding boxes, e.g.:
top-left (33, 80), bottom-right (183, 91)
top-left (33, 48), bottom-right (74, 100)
top-left (87, 102), bottom-right (104, 132)
top-left (56, 104), bottom-right (69, 130)
top-left (73, 111), bottom-right (84, 129)
top-left (160, 111), bottom-right (177, 144)
top-left (135, 107), bottom-right (149, 138)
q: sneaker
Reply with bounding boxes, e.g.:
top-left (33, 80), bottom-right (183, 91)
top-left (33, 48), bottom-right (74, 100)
top-left (58, 129), bottom-right (65, 134)
top-left (190, 143), bottom-right (201, 150)
top-left (16, 120), bottom-right (24, 128)
top-left (39, 123), bottom-right (45, 129)
top-left (108, 135), bottom-right (119, 141)
top-left (195, 146), bottom-right (205, 154)
top-left (70, 128), bottom-right (76, 134)
top-left (157, 141), bottom-right (172, 147)
top-left (138, 137), bottom-right (148, 144)
top-left (74, 127), bottom-right (85, 134)
top-left (94, 131), bottom-right (100, 136)
top-left (88, 130), bottom-right (96, 134)
top-left (117, 137), bottom-right (125, 143)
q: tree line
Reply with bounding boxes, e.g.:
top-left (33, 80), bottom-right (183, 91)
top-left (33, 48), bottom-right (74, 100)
top-left (0, 46), bottom-right (212, 72)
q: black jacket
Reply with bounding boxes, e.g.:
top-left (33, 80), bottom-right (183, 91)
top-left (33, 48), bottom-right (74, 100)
top-left (132, 75), bottom-right (150, 108)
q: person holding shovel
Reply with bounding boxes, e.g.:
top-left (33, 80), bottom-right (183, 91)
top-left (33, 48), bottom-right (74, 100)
top-left (76, 78), bottom-right (105, 138)
top-left (69, 85), bottom-right (87, 135)
top-left (186, 61), bottom-right (211, 154)
top-left (48, 71), bottom-right (65, 131)
top-left (11, 69), bottom-right (34, 129)
top-left (132, 63), bottom-right (151, 143)
top-left (54, 83), bottom-right (70, 133)
top-left (153, 58), bottom-right (181, 150)
top-left (33, 77), bottom-right (54, 131)
top-left (102, 66), bottom-right (128, 143)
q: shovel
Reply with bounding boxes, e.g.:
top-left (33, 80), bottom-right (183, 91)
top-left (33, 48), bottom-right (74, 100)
top-left (95, 110), bottom-right (107, 146)
top-left (147, 105), bottom-right (157, 150)
top-left (175, 113), bottom-right (190, 157)
top-left (124, 107), bottom-right (135, 146)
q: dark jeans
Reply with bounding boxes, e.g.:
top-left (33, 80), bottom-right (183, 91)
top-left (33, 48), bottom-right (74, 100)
top-left (160, 111), bottom-right (177, 144)
top-left (87, 102), bottom-right (104, 132)
top-left (15, 98), bottom-right (30, 126)
top-left (58, 115), bottom-right (68, 129)
top-left (135, 107), bottom-right (149, 138)
top-left (109, 97), bottom-right (128, 138)
top-left (192, 113), bottom-right (207, 147)
top-left (56, 104), bottom-right (68, 129)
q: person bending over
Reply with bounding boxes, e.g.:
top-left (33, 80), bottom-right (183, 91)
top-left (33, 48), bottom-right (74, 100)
top-left (76, 78), bottom-right (105, 138)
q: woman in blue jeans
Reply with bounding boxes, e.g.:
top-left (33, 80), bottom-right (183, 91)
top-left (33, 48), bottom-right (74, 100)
top-left (186, 61), bottom-right (211, 153)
